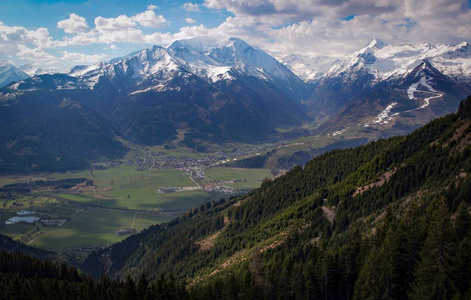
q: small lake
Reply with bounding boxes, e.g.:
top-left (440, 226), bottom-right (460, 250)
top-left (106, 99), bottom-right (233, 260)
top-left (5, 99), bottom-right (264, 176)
top-left (5, 216), bottom-right (40, 225)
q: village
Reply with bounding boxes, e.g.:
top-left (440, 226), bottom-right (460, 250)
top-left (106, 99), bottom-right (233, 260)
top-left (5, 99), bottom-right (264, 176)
top-left (114, 144), bottom-right (278, 194)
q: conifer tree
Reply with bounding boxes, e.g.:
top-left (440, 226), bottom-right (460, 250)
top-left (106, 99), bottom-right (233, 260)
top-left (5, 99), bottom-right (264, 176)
top-left (410, 199), bottom-right (456, 300)
top-left (451, 202), bottom-right (471, 296)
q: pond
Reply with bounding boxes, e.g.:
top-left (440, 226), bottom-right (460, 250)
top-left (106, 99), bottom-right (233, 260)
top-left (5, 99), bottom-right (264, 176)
top-left (5, 216), bottom-right (40, 225)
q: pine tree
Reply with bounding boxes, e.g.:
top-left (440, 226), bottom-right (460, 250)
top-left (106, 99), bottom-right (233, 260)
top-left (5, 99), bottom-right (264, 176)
top-left (137, 272), bottom-right (149, 300)
top-left (410, 199), bottom-right (456, 300)
top-left (452, 202), bottom-right (471, 296)
top-left (123, 274), bottom-right (137, 300)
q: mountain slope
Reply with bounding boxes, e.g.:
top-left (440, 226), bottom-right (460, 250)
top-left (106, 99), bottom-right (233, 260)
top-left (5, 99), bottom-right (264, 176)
top-left (280, 54), bottom-right (340, 83)
top-left (307, 40), bottom-right (471, 135)
top-left (19, 64), bottom-right (56, 76)
top-left (0, 90), bottom-right (127, 173)
top-left (0, 61), bottom-right (29, 88)
top-left (82, 96), bottom-right (471, 298)
top-left (0, 233), bottom-right (54, 260)
top-left (0, 38), bottom-right (309, 161)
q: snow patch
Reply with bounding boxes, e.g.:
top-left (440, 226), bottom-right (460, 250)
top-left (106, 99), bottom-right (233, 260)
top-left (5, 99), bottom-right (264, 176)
top-left (407, 81), bottom-right (420, 100)
top-left (129, 84), bottom-right (181, 95)
top-left (364, 102), bottom-right (398, 127)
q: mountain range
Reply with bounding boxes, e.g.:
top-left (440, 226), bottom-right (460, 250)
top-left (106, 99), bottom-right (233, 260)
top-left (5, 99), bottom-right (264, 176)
top-left (301, 40), bottom-right (471, 134)
top-left (1, 37), bottom-right (470, 173)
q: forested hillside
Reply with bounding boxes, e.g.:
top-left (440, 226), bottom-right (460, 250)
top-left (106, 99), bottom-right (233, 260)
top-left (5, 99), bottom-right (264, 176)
top-left (79, 96), bottom-right (471, 299)
top-left (1, 95), bottom-right (470, 299)
top-left (0, 251), bottom-right (188, 299)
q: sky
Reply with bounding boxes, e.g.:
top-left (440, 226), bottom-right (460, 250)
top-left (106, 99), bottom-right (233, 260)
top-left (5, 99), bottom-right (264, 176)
top-left (0, 0), bottom-right (470, 70)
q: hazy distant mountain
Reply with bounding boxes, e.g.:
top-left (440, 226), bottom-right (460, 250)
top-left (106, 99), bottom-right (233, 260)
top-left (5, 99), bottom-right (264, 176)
top-left (19, 64), bottom-right (57, 76)
top-left (0, 61), bottom-right (29, 88)
top-left (280, 54), bottom-right (340, 83)
top-left (306, 40), bottom-right (471, 135)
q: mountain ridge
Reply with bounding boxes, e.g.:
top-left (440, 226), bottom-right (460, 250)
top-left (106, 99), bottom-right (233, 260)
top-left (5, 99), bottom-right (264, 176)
top-left (0, 61), bottom-right (30, 88)
top-left (2, 38), bottom-right (471, 173)
top-left (0, 38), bottom-right (310, 173)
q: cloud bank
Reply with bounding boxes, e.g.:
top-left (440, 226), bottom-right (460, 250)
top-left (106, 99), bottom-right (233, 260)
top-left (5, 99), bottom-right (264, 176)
top-left (0, 0), bottom-right (469, 68)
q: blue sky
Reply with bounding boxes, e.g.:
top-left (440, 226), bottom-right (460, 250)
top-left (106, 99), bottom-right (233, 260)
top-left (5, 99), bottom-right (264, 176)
top-left (0, 0), bottom-right (470, 70)
top-left (1, 0), bottom-right (227, 37)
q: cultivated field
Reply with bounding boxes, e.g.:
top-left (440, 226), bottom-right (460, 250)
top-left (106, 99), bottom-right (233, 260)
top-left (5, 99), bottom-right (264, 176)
top-left (30, 209), bottom-right (171, 249)
top-left (203, 167), bottom-right (273, 190)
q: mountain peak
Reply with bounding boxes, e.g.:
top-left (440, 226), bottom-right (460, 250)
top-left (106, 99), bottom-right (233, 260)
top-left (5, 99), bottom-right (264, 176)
top-left (0, 61), bottom-right (30, 88)
top-left (366, 38), bottom-right (387, 50)
top-left (410, 58), bottom-right (445, 78)
top-left (226, 37), bottom-right (252, 50)
top-left (169, 37), bottom-right (221, 52)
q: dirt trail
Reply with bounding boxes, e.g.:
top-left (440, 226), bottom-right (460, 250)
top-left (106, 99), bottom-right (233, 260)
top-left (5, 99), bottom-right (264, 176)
top-left (131, 212), bottom-right (137, 229)
top-left (353, 169), bottom-right (396, 197)
top-left (322, 206), bottom-right (336, 224)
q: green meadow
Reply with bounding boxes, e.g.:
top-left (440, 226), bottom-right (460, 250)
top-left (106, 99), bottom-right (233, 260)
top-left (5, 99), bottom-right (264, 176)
top-left (31, 209), bottom-right (171, 249)
top-left (48, 166), bottom-right (209, 210)
top-left (204, 167), bottom-right (273, 190)
top-left (0, 165), bottom-right (273, 250)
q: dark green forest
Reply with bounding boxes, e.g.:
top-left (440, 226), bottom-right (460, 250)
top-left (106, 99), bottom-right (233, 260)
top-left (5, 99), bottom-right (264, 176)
top-left (2, 95), bottom-right (471, 299)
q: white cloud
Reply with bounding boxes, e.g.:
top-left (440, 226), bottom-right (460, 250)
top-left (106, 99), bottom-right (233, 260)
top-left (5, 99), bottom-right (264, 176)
top-left (173, 24), bottom-right (212, 41)
top-left (57, 13), bottom-right (88, 34)
top-left (0, 22), bottom-right (29, 55)
top-left (60, 51), bottom-right (107, 64)
top-left (86, 10), bottom-right (168, 45)
top-left (97, 27), bottom-right (145, 44)
top-left (17, 45), bottom-right (57, 65)
top-left (201, 0), bottom-right (471, 57)
top-left (147, 4), bottom-right (159, 10)
top-left (94, 15), bottom-right (136, 32)
top-left (25, 28), bottom-right (55, 48)
top-left (1, 0), bottom-right (470, 70)
top-left (0, 22), bottom-right (56, 61)
top-left (56, 31), bottom-right (98, 47)
top-left (132, 10), bottom-right (168, 28)
top-left (182, 3), bottom-right (200, 12)
top-left (110, 44), bottom-right (118, 50)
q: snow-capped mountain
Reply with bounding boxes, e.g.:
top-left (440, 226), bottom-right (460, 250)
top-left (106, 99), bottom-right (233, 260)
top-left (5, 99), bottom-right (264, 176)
top-left (55, 37), bottom-right (307, 99)
top-left (280, 54), bottom-right (340, 83)
top-left (169, 38), bottom-right (289, 80)
top-left (0, 61), bottom-right (29, 88)
top-left (324, 39), bottom-right (471, 83)
top-left (311, 40), bottom-right (471, 136)
top-left (1, 37), bottom-right (470, 164)
top-left (19, 64), bottom-right (57, 76)
top-left (0, 37), bottom-right (309, 155)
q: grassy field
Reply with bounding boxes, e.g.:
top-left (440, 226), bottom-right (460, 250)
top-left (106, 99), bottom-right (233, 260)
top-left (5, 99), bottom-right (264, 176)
top-left (86, 166), bottom-right (194, 188)
top-left (0, 166), bottom-right (194, 188)
top-left (57, 188), bottom-right (210, 210)
top-left (31, 209), bottom-right (171, 249)
top-left (204, 167), bottom-right (273, 190)
top-left (0, 223), bottom-right (36, 238)
top-left (0, 195), bottom-right (86, 244)
top-left (39, 166), bottom-right (210, 210)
